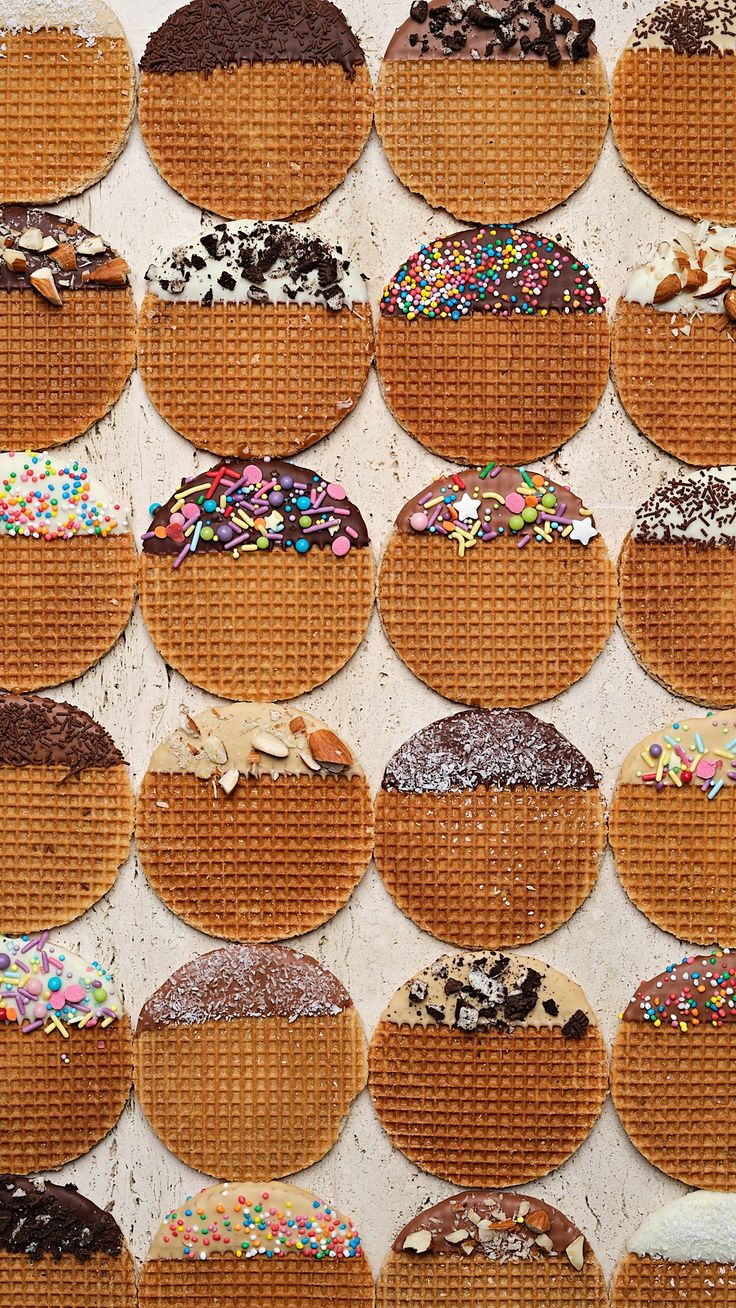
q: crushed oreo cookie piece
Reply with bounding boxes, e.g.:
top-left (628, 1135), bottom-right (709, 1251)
top-left (409, 979), bottom-right (429, 1004)
top-left (455, 999), bottom-right (480, 1031)
top-left (410, 0), bottom-right (429, 19)
top-left (562, 1009), bottom-right (590, 1039)
top-left (543, 998), bottom-right (559, 1016)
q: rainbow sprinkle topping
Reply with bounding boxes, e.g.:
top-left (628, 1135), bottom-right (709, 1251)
top-left (624, 950), bottom-right (736, 1030)
top-left (0, 451), bottom-right (126, 539)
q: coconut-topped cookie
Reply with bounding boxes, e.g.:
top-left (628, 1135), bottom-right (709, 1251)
top-left (0, 207), bottom-right (134, 452)
top-left (134, 942), bottom-right (367, 1178)
top-left (139, 456), bottom-right (374, 700)
top-left (619, 467), bottom-right (736, 704)
top-left (369, 949), bottom-right (607, 1185)
top-left (376, 226), bottom-right (609, 464)
top-left (612, 1191), bottom-right (736, 1308)
top-left (379, 463), bottom-right (616, 707)
top-left (0, 451), bottom-right (136, 692)
top-left (375, 708), bottom-right (604, 947)
top-left (138, 221), bottom-right (372, 458)
top-left (612, 948), bottom-right (736, 1187)
top-left (613, 0), bottom-right (736, 220)
top-left (136, 703), bottom-right (372, 943)
top-left (376, 1), bottom-right (608, 223)
top-left (0, 694), bottom-right (133, 934)
top-left (138, 0), bottom-right (373, 218)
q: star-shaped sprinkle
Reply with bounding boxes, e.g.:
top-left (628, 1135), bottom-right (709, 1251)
top-left (568, 517), bottom-right (598, 545)
top-left (454, 492), bottom-right (480, 522)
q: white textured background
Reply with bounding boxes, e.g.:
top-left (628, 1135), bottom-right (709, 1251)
top-left (38, 0), bottom-right (705, 1284)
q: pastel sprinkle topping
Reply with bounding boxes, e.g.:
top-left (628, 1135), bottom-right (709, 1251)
top-left (621, 713), bottom-right (736, 799)
top-left (0, 450), bottom-right (126, 539)
top-left (0, 933), bottom-right (121, 1038)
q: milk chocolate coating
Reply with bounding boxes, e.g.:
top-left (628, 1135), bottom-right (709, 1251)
top-left (394, 1189), bottom-right (584, 1257)
top-left (623, 950), bottom-right (736, 1023)
top-left (0, 207), bottom-right (120, 292)
top-left (382, 708), bottom-right (599, 793)
top-left (140, 0), bottom-right (365, 77)
top-left (0, 694), bottom-right (125, 771)
top-left (136, 943), bottom-right (353, 1032)
top-left (0, 1176), bottom-right (123, 1261)
top-left (386, 0), bottom-right (596, 63)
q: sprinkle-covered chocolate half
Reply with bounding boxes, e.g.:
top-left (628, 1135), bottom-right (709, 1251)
top-left (381, 226), bottom-right (604, 319)
top-left (0, 206), bottom-right (128, 308)
top-left (395, 1189), bottom-right (587, 1267)
top-left (627, 0), bottom-right (736, 54)
top-left (0, 1175), bottom-right (123, 1261)
top-left (140, 0), bottom-right (365, 78)
top-left (397, 464), bottom-right (599, 555)
top-left (632, 466), bottom-right (736, 546)
top-left (145, 220), bottom-right (366, 309)
top-left (621, 948), bottom-right (736, 1027)
top-left (627, 1191), bottom-right (736, 1264)
top-left (0, 934), bottom-right (122, 1037)
top-left (0, 693), bottom-right (125, 771)
top-left (385, 950), bottom-right (594, 1034)
top-left (617, 711), bottom-right (736, 799)
top-left (0, 450), bottom-right (128, 539)
top-left (142, 456), bottom-right (369, 567)
top-left (386, 0), bottom-right (596, 63)
top-left (382, 708), bottom-right (598, 793)
top-left (136, 943), bottom-right (353, 1032)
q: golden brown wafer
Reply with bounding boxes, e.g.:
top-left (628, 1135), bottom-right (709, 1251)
top-left (133, 944), bottom-right (367, 1178)
top-left (612, 302), bottom-right (736, 466)
top-left (140, 1256), bottom-right (374, 1307)
top-left (0, 1248), bottom-right (136, 1308)
top-left (369, 951), bottom-right (607, 1187)
top-left (0, 16), bottom-right (135, 204)
top-left (379, 1251), bottom-right (607, 1308)
top-left (611, 1251), bottom-right (736, 1308)
top-left (376, 312), bottom-right (610, 466)
top-left (135, 701), bottom-right (373, 942)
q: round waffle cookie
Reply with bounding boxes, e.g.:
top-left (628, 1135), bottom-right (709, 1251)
top-left (0, 0), bottom-right (134, 203)
top-left (0, 1174), bottom-right (136, 1308)
top-left (378, 1189), bottom-right (606, 1308)
top-left (611, 948), bottom-right (736, 1187)
top-left (375, 0), bottom-right (608, 224)
top-left (138, 0), bottom-right (373, 219)
top-left (611, 1191), bottom-right (736, 1308)
top-left (369, 950), bottom-right (608, 1186)
top-left (134, 942), bottom-right (367, 1178)
top-left (0, 694), bottom-right (133, 936)
top-left (0, 933), bottom-right (132, 1171)
top-left (375, 708), bottom-right (604, 948)
top-left (609, 712), bottom-right (736, 945)
top-left (612, 0), bottom-right (736, 222)
top-left (0, 451), bottom-right (136, 693)
top-left (139, 221), bottom-right (373, 459)
top-left (136, 702), bottom-right (373, 942)
top-left (139, 456), bottom-right (374, 701)
top-left (0, 208), bottom-right (135, 450)
top-left (618, 466), bottom-right (736, 705)
top-left (379, 463), bottom-right (616, 708)
top-left (376, 226), bottom-right (609, 465)
top-left (138, 1180), bottom-right (374, 1308)
top-left (613, 224), bottom-right (736, 465)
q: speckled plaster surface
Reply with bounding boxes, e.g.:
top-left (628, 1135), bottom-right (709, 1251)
top-left (10, 0), bottom-right (714, 1287)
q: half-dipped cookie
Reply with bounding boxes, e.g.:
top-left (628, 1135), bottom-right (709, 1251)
top-left (369, 950), bottom-right (607, 1186)
top-left (375, 708), bottom-right (604, 948)
top-left (611, 1191), bottom-right (736, 1308)
top-left (134, 943), bottom-right (367, 1178)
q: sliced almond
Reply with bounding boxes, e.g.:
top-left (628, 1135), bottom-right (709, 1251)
top-left (515, 1201), bottom-right (531, 1219)
top-left (565, 1235), bottom-right (585, 1270)
top-left (289, 715), bottom-right (306, 735)
top-left (181, 709), bottom-right (199, 735)
top-left (694, 276), bottom-right (732, 298)
top-left (298, 749), bottom-right (321, 772)
top-left (444, 1228), bottom-right (470, 1243)
top-left (83, 255), bottom-right (128, 285)
top-left (524, 1209), bottom-right (551, 1234)
top-left (476, 1219), bottom-right (495, 1242)
top-left (724, 245), bottom-right (736, 262)
top-left (218, 767), bottom-right (239, 795)
top-left (76, 235), bottom-right (106, 256)
top-left (653, 272), bottom-right (682, 304)
top-left (535, 1234), bottom-right (554, 1253)
top-left (40, 235), bottom-right (58, 252)
top-left (29, 267), bottom-right (62, 306)
top-left (308, 728), bottom-right (353, 766)
top-left (251, 729), bottom-right (289, 758)
top-left (402, 1229), bottom-right (431, 1254)
top-left (724, 289), bottom-right (736, 321)
top-left (18, 226), bottom-right (44, 250)
top-left (52, 242), bottom-right (77, 271)
top-left (200, 733), bottom-right (227, 765)
top-left (3, 247), bottom-right (27, 270)
top-left (683, 266), bottom-right (707, 291)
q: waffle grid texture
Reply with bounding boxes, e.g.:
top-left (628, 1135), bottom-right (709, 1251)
top-left (368, 1023), bottom-right (608, 1186)
top-left (139, 1253), bottom-right (375, 1308)
top-left (136, 771), bottom-right (374, 942)
top-left (375, 786), bottom-right (605, 948)
top-left (618, 535), bottom-right (736, 706)
top-left (0, 1016), bottom-right (132, 1172)
top-left (611, 1023), bottom-right (736, 1187)
top-left (134, 1009), bottom-right (368, 1178)
top-left (611, 1251), bottom-right (736, 1307)
top-left (2, 763), bottom-right (134, 935)
top-left (609, 783), bottom-right (736, 945)
top-left (379, 532), bottom-right (617, 707)
top-left (138, 62), bottom-right (373, 218)
top-left (0, 30), bottom-right (135, 202)
top-left (138, 296), bottom-right (374, 458)
top-left (375, 58), bottom-right (609, 222)
top-left (0, 292), bottom-right (136, 450)
top-left (612, 302), bottom-right (736, 465)
top-left (0, 1248), bottom-right (137, 1308)
top-left (377, 1248), bottom-right (608, 1308)
top-left (612, 48), bottom-right (736, 221)
top-left (376, 313), bottom-right (610, 465)
top-left (140, 547), bottom-right (374, 701)
top-left (0, 535), bottom-right (137, 693)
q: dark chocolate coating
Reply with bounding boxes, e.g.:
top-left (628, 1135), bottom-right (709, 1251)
top-left (0, 694), bottom-right (125, 771)
top-left (0, 207), bottom-right (121, 292)
top-left (0, 1176), bottom-right (123, 1261)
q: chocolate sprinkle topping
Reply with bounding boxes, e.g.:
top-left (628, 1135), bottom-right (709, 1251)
top-left (0, 694), bottom-right (125, 772)
top-left (631, 0), bottom-right (736, 55)
top-left (632, 467), bottom-right (736, 547)
top-left (0, 1176), bottom-right (122, 1262)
